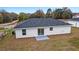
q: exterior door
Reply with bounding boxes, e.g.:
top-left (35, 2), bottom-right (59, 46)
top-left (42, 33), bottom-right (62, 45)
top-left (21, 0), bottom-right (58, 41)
top-left (38, 28), bottom-right (44, 35)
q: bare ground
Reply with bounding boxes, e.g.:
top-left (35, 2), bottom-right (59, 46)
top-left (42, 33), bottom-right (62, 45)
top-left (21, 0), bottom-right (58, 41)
top-left (0, 27), bottom-right (79, 51)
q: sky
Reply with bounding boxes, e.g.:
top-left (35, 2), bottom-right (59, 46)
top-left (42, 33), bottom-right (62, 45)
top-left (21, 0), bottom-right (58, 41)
top-left (0, 7), bottom-right (79, 14)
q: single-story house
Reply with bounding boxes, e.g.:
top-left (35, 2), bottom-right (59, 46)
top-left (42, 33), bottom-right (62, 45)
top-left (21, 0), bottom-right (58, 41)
top-left (14, 18), bottom-right (71, 39)
top-left (66, 18), bottom-right (79, 27)
top-left (73, 13), bottom-right (79, 18)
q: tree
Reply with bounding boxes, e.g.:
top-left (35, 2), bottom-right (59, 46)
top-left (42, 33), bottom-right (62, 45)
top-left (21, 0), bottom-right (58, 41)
top-left (19, 12), bottom-right (29, 21)
top-left (30, 10), bottom-right (45, 18)
top-left (10, 12), bottom-right (18, 21)
top-left (53, 7), bottom-right (73, 19)
top-left (35, 10), bottom-right (45, 18)
top-left (62, 7), bottom-right (68, 11)
top-left (0, 10), bottom-right (12, 23)
top-left (62, 7), bottom-right (73, 19)
top-left (53, 8), bottom-right (63, 19)
top-left (2, 13), bottom-right (12, 23)
top-left (0, 9), bottom-right (18, 23)
top-left (30, 13), bottom-right (36, 18)
top-left (46, 8), bottom-right (53, 18)
top-left (62, 11), bottom-right (72, 19)
top-left (0, 14), bottom-right (3, 23)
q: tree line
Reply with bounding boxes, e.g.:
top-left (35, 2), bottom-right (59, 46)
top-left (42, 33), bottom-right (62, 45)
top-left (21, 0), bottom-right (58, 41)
top-left (0, 7), bottom-right (73, 23)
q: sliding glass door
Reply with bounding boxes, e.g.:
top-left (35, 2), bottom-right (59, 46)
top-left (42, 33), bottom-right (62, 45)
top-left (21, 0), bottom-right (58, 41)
top-left (38, 28), bottom-right (44, 35)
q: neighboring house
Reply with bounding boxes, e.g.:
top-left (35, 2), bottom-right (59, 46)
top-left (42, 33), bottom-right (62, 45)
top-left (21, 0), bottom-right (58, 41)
top-left (66, 18), bottom-right (79, 27)
top-left (14, 18), bottom-right (71, 39)
top-left (73, 13), bottom-right (79, 18)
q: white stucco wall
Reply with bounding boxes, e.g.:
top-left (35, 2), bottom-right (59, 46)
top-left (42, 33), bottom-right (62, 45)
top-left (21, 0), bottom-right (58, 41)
top-left (67, 20), bottom-right (79, 27)
top-left (77, 22), bottom-right (79, 27)
top-left (15, 25), bottom-right (71, 38)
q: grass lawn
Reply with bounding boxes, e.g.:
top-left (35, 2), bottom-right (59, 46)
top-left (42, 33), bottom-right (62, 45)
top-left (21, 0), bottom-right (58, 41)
top-left (0, 27), bottom-right (79, 51)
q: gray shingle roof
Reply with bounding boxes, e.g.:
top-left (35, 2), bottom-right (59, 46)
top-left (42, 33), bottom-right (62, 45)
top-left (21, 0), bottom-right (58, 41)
top-left (15, 18), bottom-right (71, 28)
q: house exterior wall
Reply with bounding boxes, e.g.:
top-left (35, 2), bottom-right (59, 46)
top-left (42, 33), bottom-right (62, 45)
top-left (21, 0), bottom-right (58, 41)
top-left (15, 25), bottom-right (71, 38)
top-left (76, 22), bottom-right (79, 27)
top-left (67, 20), bottom-right (79, 27)
top-left (73, 15), bottom-right (79, 18)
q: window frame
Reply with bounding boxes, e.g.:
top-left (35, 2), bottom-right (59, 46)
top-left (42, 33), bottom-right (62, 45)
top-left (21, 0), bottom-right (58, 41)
top-left (22, 29), bottom-right (26, 35)
top-left (38, 28), bottom-right (44, 35)
top-left (50, 27), bottom-right (53, 31)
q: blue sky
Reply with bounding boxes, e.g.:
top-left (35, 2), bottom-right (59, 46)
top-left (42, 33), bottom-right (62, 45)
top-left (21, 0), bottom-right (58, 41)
top-left (0, 7), bottom-right (79, 14)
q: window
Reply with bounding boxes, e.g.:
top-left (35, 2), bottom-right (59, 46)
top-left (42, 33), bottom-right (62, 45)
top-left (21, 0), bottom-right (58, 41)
top-left (22, 29), bottom-right (26, 35)
top-left (38, 28), bottom-right (44, 35)
top-left (50, 27), bottom-right (53, 31)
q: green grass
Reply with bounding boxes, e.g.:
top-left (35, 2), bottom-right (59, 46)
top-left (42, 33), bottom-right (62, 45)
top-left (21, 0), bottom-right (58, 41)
top-left (0, 28), bottom-right (13, 44)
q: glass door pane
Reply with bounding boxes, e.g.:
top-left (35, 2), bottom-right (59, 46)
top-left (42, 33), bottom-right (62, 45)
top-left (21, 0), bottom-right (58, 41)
top-left (38, 28), bottom-right (44, 35)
